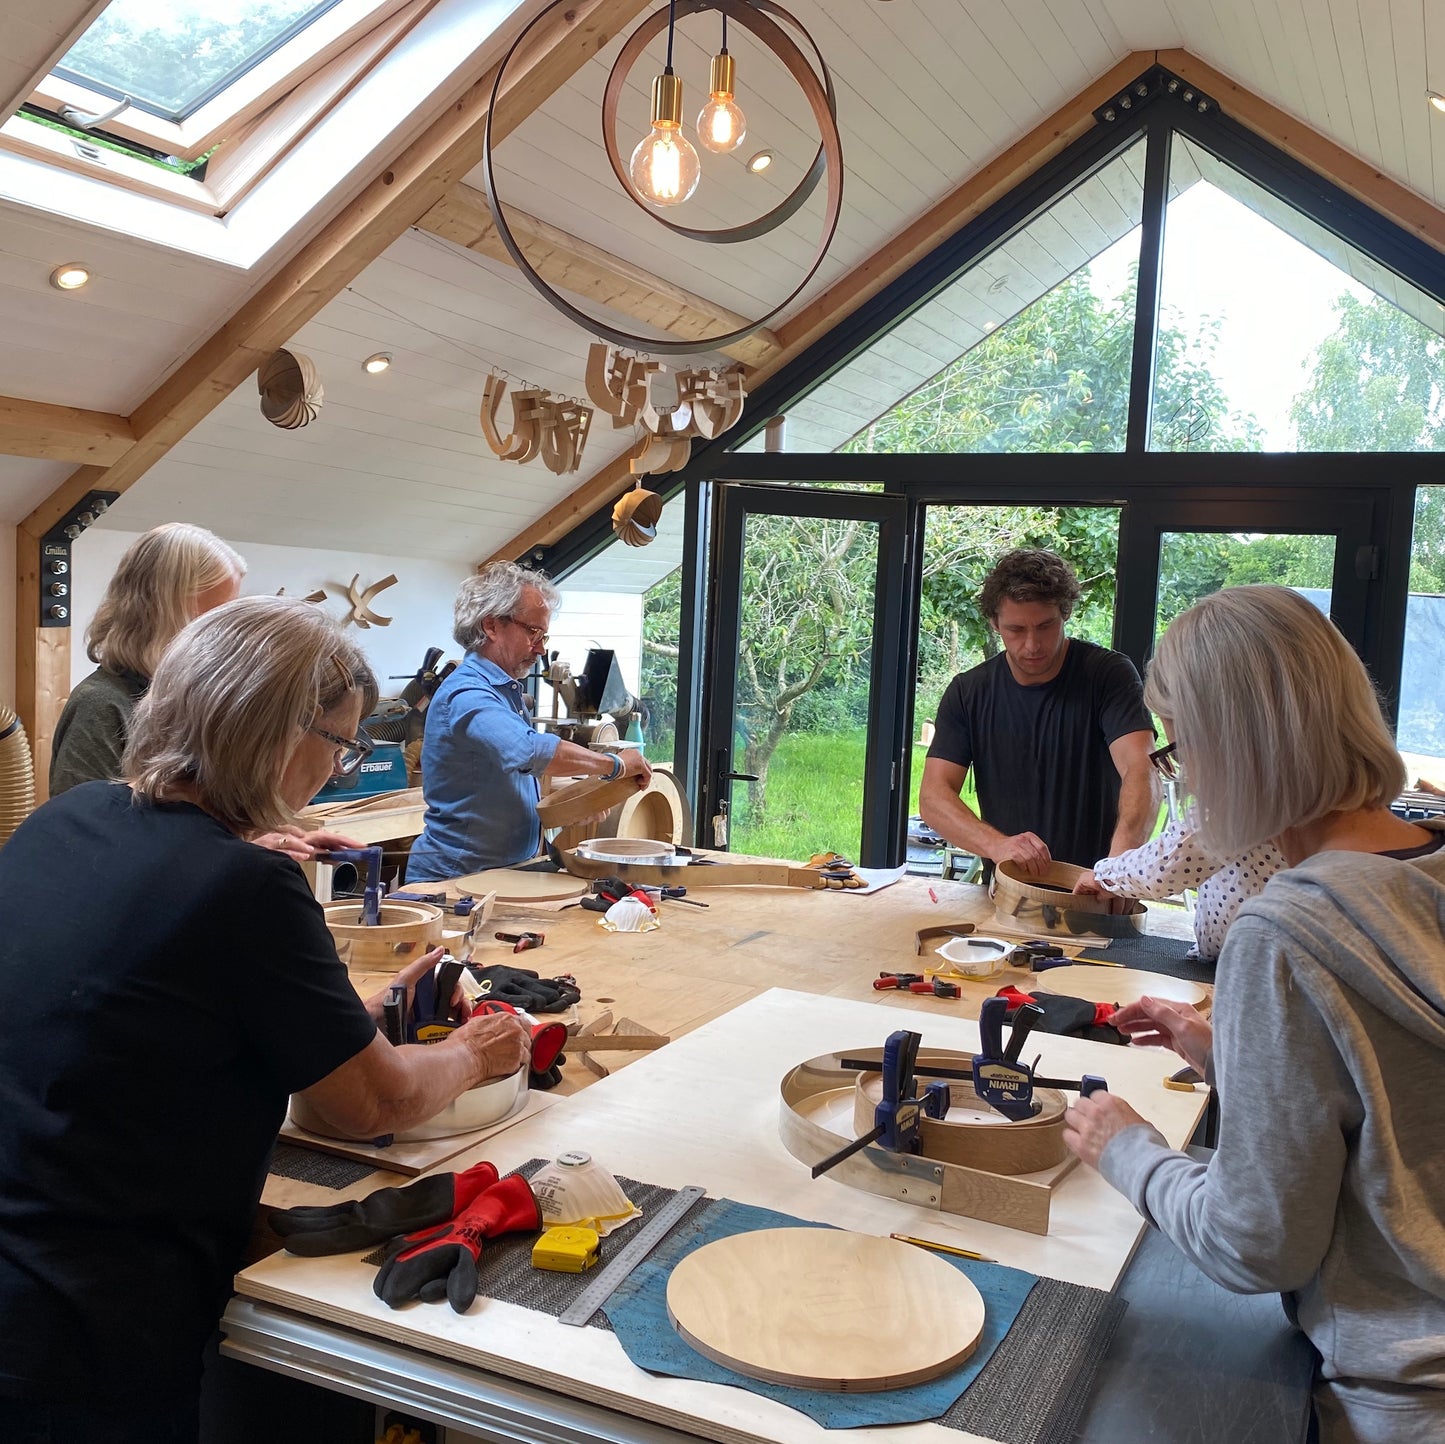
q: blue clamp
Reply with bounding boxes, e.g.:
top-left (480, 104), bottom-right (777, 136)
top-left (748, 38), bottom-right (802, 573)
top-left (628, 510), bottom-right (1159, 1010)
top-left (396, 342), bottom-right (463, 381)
top-left (316, 846), bottom-right (382, 927)
top-left (874, 1029), bottom-right (925, 1153)
top-left (971, 997), bottom-right (1040, 1121)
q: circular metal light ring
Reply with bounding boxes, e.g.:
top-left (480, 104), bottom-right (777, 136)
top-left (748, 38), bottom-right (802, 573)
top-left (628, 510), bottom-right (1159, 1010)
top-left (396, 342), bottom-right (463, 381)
top-left (481, 0), bottom-right (843, 357)
top-left (601, 0), bottom-right (837, 245)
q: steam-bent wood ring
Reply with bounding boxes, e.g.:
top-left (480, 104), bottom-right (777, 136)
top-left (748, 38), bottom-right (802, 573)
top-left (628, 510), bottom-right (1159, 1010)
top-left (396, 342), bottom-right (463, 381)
top-left (991, 859), bottom-right (1145, 937)
top-left (852, 1070), bottom-right (1068, 1176)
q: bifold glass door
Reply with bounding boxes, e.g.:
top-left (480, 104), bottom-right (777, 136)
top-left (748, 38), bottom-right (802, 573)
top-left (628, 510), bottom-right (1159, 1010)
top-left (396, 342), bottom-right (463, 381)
top-left (700, 486), bottom-right (910, 867)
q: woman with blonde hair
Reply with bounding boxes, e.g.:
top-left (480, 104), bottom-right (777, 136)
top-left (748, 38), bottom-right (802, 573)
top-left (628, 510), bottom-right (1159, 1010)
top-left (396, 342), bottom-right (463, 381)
top-left (0, 597), bottom-right (529, 1441)
top-left (49, 522), bottom-right (247, 796)
top-left (1064, 586), bottom-right (1445, 1442)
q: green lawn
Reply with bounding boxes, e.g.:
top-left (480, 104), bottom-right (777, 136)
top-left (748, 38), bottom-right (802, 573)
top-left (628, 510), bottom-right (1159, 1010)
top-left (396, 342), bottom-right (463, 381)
top-left (700, 725), bottom-right (1161, 864)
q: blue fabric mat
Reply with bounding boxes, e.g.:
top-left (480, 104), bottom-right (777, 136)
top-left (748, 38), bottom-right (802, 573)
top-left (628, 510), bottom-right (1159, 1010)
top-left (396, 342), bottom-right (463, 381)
top-left (603, 1198), bottom-right (1038, 1429)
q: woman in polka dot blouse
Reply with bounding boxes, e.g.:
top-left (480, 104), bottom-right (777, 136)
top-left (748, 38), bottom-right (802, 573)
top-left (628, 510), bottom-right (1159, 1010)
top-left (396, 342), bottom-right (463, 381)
top-left (1073, 724), bottom-right (1285, 962)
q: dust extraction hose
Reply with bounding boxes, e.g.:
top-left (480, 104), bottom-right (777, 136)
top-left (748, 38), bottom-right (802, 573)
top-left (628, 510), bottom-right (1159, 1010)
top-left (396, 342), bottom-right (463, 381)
top-left (0, 706), bottom-right (36, 847)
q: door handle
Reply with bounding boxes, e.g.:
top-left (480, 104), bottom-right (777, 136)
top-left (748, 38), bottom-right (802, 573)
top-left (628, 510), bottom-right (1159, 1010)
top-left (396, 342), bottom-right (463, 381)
top-left (722, 771), bottom-right (759, 783)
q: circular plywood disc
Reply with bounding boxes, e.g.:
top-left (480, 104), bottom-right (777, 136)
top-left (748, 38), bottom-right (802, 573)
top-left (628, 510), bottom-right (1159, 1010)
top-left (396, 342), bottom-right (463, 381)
top-left (577, 836), bottom-right (675, 864)
top-left (666, 1229), bottom-right (984, 1393)
top-left (1033, 965), bottom-right (1208, 1008)
top-left (452, 869), bottom-right (588, 903)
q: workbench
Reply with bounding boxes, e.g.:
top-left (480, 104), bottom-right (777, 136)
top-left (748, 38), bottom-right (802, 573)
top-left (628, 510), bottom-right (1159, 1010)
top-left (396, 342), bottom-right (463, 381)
top-left (238, 873), bottom-right (1310, 1443)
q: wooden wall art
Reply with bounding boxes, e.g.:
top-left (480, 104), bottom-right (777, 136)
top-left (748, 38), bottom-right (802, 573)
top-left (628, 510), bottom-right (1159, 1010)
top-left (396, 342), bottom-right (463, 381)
top-left (584, 344), bottom-right (747, 477)
top-left (257, 348), bottom-right (324, 430)
top-left (275, 587), bottom-right (329, 603)
top-left (480, 373), bottom-right (593, 475)
top-left (343, 573), bottom-right (397, 629)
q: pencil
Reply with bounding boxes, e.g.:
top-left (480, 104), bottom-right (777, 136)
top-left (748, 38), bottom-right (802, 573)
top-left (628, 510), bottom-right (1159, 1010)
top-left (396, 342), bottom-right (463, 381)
top-left (890, 1232), bottom-right (995, 1262)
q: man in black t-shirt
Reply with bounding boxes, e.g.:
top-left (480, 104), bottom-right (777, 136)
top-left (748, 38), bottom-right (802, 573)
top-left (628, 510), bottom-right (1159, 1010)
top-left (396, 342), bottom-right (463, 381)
top-left (920, 549), bottom-right (1156, 873)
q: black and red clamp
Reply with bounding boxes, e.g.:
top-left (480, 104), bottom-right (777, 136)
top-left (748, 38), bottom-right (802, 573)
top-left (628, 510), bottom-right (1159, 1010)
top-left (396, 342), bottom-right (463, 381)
top-left (874, 972), bottom-right (961, 1000)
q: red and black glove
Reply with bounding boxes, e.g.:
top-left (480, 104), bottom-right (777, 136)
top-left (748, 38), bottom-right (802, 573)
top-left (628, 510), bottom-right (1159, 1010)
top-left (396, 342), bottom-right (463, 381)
top-left (998, 986), bottom-right (1122, 1043)
top-left (373, 1173), bottom-right (543, 1312)
top-left (270, 1161), bottom-right (499, 1255)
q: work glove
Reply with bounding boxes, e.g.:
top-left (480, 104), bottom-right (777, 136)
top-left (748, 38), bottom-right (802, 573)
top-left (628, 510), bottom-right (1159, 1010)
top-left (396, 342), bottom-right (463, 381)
top-left (471, 998), bottom-right (569, 1090)
top-left (467, 963), bottom-right (581, 1014)
top-left (373, 1173), bottom-right (543, 1312)
top-left (997, 986), bottom-right (1123, 1045)
top-left (269, 1161), bottom-right (499, 1256)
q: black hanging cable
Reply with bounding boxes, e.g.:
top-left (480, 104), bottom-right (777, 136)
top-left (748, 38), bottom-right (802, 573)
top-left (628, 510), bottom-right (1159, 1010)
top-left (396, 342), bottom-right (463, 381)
top-left (721, 8), bottom-right (728, 52)
top-left (666, 0), bottom-right (677, 70)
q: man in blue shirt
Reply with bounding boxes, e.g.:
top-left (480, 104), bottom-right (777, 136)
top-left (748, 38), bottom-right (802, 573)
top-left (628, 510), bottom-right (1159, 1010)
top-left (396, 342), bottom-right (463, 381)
top-left (407, 562), bottom-right (651, 882)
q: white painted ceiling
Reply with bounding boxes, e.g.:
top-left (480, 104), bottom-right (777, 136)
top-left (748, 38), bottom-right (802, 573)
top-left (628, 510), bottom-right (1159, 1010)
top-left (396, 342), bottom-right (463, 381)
top-left (2, 1), bottom-right (1445, 555)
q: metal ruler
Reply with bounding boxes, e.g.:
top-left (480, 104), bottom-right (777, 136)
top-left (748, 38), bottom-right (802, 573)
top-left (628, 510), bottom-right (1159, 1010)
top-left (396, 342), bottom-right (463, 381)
top-left (557, 1184), bottom-right (707, 1326)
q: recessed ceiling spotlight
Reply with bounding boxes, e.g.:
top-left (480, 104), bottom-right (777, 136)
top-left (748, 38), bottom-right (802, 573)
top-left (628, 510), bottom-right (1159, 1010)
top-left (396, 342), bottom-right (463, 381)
top-left (362, 352), bottom-right (392, 374)
top-left (982, 320), bottom-right (998, 332)
top-left (987, 274), bottom-right (1011, 295)
top-left (49, 263), bottom-right (90, 290)
top-left (746, 149), bottom-right (774, 173)
top-left (1429, 91), bottom-right (1445, 114)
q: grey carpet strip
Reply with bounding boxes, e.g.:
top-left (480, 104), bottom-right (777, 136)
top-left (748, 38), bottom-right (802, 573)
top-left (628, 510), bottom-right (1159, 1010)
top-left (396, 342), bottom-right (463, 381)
top-left (269, 1142), bottom-right (379, 1190)
top-left (363, 1161), bottom-right (1125, 1442)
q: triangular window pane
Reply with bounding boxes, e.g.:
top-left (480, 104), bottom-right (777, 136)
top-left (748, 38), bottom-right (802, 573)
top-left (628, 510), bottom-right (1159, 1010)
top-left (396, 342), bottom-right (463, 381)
top-left (56, 0), bottom-right (344, 121)
top-left (1150, 133), bottom-right (1445, 453)
top-left (748, 139), bottom-right (1148, 456)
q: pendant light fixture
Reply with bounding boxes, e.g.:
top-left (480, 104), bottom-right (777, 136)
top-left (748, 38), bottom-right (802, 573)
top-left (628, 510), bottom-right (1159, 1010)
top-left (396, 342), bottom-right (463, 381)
top-left (697, 9), bottom-right (747, 152)
top-left (629, 0), bottom-right (701, 206)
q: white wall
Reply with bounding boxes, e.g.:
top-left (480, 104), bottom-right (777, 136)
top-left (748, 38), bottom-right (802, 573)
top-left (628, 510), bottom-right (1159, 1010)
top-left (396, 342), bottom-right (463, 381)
top-left (68, 531), bottom-right (475, 695)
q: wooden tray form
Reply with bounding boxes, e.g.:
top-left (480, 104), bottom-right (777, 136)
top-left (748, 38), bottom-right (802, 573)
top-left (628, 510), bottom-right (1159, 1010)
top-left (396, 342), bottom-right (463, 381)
top-left (780, 1047), bottom-right (1078, 1235)
top-left (324, 901), bottom-right (442, 972)
top-left (537, 775), bottom-right (638, 828)
top-left (852, 1070), bottom-right (1068, 1176)
top-left (666, 1229), bottom-right (984, 1392)
top-left (992, 860), bottom-right (1145, 937)
top-left (560, 848), bottom-right (830, 890)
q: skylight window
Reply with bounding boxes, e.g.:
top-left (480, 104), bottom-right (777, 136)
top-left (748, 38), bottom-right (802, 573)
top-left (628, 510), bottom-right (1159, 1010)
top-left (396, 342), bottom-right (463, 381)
top-left (55, 0), bottom-right (345, 122)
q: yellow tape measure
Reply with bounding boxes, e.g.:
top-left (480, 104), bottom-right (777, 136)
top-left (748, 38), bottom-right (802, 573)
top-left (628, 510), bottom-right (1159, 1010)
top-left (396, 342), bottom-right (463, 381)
top-left (532, 1225), bottom-right (601, 1273)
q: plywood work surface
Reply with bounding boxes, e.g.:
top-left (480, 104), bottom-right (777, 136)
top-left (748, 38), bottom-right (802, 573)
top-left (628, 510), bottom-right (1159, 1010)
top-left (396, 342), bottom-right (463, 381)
top-left (237, 990), bottom-right (1209, 1444)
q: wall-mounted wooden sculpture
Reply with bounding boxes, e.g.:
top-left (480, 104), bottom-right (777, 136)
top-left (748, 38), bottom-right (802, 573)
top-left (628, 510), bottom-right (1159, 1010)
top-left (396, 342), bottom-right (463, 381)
top-left (257, 348), bottom-right (324, 430)
top-left (275, 587), bottom-right (329, 603)
top-left (344, 573), bottom-right (397, 629)
top-left (480, 374), bottom-right (592, 474)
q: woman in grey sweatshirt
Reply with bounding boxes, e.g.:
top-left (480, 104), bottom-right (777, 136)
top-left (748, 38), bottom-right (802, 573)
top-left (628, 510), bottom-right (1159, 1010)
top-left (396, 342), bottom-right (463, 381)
top-left (1064, 585), bottom-right (1445, 1444)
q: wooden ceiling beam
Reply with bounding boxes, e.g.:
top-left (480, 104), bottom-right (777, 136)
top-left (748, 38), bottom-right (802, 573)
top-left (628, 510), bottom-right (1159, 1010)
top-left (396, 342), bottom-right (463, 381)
top-left (15, 0), bottom-right (651, 797)
top-left (419, 182), bottom-right (780, 367)
top-left (0, 396), bottom-right (135, 465)
top-left (0, 0), bottom-right (113, 123)
top-left (486, 52), bottom-right (1155, 566)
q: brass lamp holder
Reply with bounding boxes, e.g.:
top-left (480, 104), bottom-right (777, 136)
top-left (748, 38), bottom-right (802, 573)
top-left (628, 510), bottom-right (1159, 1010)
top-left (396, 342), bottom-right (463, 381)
top-left (480, 0), bottom-right (843, 356)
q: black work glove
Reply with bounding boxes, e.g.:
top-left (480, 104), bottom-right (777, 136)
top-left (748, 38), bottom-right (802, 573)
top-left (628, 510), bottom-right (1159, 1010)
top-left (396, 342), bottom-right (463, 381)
top-left (467, 964), bottom-right (581, 1013)
top-left (1001, 989), bottom-right (1125, 1046)
top-left (269, 1161), bottom-right (499, 1255)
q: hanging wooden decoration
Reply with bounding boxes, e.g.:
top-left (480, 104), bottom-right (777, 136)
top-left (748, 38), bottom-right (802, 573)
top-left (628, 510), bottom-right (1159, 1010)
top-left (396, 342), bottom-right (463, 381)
top-left (584, 345), bottom-right (660, 428)
top-left (612, 485), bottom-right (665, 546)
top-left (257, 348), bottom-right (324, 430)
top-left (344, 573), bottom-right (398, 629)
top-left (481, 374), bottom-right (592, 475)
top-left (275, 587), bottom-right (329, 603)
top-left (586, 347), bottom-right (748, 476)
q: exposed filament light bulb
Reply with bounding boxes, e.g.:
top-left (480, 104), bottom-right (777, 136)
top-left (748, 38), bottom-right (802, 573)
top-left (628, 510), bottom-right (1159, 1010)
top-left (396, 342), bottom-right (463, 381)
top-left (697, 49), bottom-right (746, 152)
top-left (630, 69), bottom-right (700, 206)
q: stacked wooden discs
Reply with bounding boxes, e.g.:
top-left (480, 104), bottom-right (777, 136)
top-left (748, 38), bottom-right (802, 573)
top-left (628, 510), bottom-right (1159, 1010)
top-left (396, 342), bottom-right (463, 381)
top-left (258, 348), bottom-right (324, 429)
